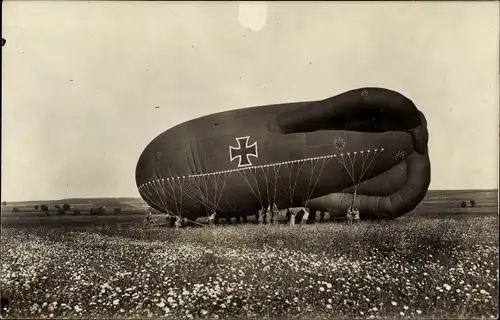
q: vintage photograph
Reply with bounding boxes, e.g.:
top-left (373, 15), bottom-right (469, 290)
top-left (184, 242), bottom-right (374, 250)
top-left (1, 1), bottom-right (499, 319)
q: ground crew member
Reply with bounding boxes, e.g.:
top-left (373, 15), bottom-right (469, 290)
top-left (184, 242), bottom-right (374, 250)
top-left (175, 215), bottom-right (183, 228)
top-left (258, 207), bottom-right (265, 225)
top-left (300, 207), bottom-right (310, 224)
top-left (143, 207), bottom-right (153, 227)
top-left (287, 208), bottom-right (298, 226)
top-left (347, 205), bottom-right (353, 224)
top-left (265, 205), bottom-right (273, 225)
top-left (353, 207), bottom-right (360, 222)
top-left (208, 210), bottom-right (217, 225)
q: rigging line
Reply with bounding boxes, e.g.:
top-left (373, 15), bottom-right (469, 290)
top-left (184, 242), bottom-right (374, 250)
top-left (251, 167), bottom-right (264, 206)
top-left (305, 158), bottom-right (320, 201)
top-left (179, 179), bottom-right (208, 209)
top-left (142, 184), bottom-right (163, 209)
top-left (199, 176), bottom-right (214, 213)
top-left (347, 153), bottom-right (358, 184)
top-left (181, 178), bottom-right (201, 204)
top-left (272, 164), bottom-right (282, 205)
top-left (157, 175), bottom-right (171, 212)
top-left (157, 179), bottom-right (170, 212)
top-left (197, 178), bottom-right (213, 212)
top-left (215, 172), bottom-right (228, 207)
top-left (167, 166), bottom-right (180, 215)
top-left (178, 178), bottom-right (185, 216)
top-left (237, 170), bottom-right (262, 204)
top-left (204, 176), bottom-right (218, 212)
top-left (305, 158), bottom-right (322, 201)
top-left (212, 174), bottom-right (221, 212)
top-left (285, 163), bottom-right (294, 204)
top-left (360, 151), bottom-right (369, 180)
top-left (210, 174), bottom-right (220, 212)
top-left (197, 176), bottom-right (209, 210)
top-left (260, 166), bottom-right (271, 204)
top-left (291, 160), bottom-right (307, 201)
top-left (359, 150), bottom-right (383, 182)
top-left (336, 154), bottom-right (356, 185)
top-left (140, 186), bottom-right (164, 211)
top-left (221, 197), bottom-right (236, 211)
top-left (307, 156), bottom-right (335, 201)
top-left (216, 172), bottom-right (232, 210)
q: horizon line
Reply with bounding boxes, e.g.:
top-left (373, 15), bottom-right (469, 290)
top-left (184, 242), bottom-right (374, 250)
top-left (2, 188), bottom-right (498, 204)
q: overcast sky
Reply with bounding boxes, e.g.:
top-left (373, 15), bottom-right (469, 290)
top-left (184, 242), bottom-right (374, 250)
top-left (2, 1), bottom-right (499, 201)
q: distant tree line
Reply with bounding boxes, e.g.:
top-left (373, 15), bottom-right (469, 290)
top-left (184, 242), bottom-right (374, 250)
top-left (8, 203), bottom-right (126, 216)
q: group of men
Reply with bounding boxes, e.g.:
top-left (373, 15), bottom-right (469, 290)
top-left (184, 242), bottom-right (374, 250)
top-left (144, 203), bottom-right (361, 228)
top-left (207, 203), bottom-right (361, 226)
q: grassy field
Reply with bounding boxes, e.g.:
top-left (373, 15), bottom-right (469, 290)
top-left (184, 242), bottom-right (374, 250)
top-left (1, 216), bottom-right (498, 319)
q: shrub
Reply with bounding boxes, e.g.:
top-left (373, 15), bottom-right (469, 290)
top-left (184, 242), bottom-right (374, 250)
top-left (40, 204), bottom-right (49, 212)
top-left (98, 205), bottom-right (106, 215)
top-left (12, 207), bottom-right (19, 213)
top-left (73, 209), bottom-right (81, 215)
top-left (1, 201), bottom-right (6, 206)
top-left (461, 201), bottom-right (468, 208)
top-left (55, 204), bottom-right (61, 210)
top-left (57, 208), bottom-right (66, 215)
top-left (113, 208), bottom-right (122, 215)
top-left (470, 199), bottom-right (476, 207)
top-left (34, 205), bottom-right (39, 210)
top-left (63, 203), bottom-right (71, 211)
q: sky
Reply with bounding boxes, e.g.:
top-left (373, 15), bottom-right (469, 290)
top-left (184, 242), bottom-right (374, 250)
top-left (1, 1), bottom-right (499, 201)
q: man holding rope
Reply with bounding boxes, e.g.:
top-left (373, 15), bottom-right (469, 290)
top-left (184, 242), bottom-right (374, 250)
top-left (143, 207), bottom-right (153, 228)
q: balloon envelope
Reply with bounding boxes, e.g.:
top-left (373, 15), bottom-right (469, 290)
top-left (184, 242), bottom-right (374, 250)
top-left (136, 87), bottom-right (431, 220)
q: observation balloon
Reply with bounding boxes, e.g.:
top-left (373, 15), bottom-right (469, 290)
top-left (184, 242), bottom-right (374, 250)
top-left (135, 87), bottom-right (431, 222)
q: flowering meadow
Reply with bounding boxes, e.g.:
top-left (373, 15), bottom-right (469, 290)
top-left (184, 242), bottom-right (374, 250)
top-left (1, 217), bottom-right (498, 319)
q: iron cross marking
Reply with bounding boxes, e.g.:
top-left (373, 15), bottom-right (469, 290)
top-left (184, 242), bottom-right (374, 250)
top-left (229, 136), bottom-right (258, 167)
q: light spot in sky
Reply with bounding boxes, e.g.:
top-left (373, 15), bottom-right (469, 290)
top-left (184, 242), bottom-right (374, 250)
top-left (237, 2), bottom-right (267, 31)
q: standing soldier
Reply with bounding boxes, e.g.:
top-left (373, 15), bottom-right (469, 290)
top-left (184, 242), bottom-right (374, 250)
top-left (270, 203), bottom-right (278, 224)
top-left (319, 210), bottom-right (326, 223)
top-left (347, 206), bottom-right (354, 225)
top-left (265, 205), bottom-right (272, 225)
top-left (208, 210), bottom-right (217, 225)
top-left (288, 208), bottom-right (297, 226)
top-left (143, 207), bottom-right (153, 228)
top-left (257, 207), bottom-right (265, 225)
top-left (175, 215), bottom-right (183, 229)
top-left (300, 207), bottom-right (310, 225)
top-left (353, 207), bottom-right (360, 222)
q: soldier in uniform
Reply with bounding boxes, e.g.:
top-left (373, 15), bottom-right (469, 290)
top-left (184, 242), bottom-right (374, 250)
top-left (208, 210), bottom-right (217, 225)
top-left (300, 207), bottom-right (310, 224)
top-left (347, 206), bottom-right (355, 224)
top-left (353, 207), bottom-right (360, 222)
top-left (175, 215), bottom-right (183, 228)
top-left (265, 205), bottom-right (273, 225)
top-left (143, 207), bottom-right (153, 228)
top-left (257, 207), bottom-right (265, 225)
top-left (288, 208), bottom-right (296, 226)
